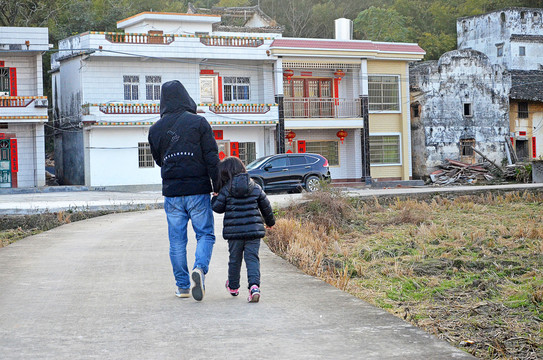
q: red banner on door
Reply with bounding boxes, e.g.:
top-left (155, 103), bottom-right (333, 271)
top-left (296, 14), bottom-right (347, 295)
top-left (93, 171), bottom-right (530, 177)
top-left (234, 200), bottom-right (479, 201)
top-left (297, 140), bottom-right (306, 153)
top-left (10, 138), bottom-right (18, 172)
top-left (533, 137), bottom-right (537, 158)
top-left (0, 133), bottom-right (5, 140)
top-left (9, 68), bottom-right (17, 96)
top-left (230, 142), bottom-right (239, 157)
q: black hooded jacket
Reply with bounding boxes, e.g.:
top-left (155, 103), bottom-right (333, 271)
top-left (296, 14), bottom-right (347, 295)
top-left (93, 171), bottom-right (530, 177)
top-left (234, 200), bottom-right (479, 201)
top-left (211, 173), bottom-right (275, 240)
top-left (148, 80), bottom-right (219, 197)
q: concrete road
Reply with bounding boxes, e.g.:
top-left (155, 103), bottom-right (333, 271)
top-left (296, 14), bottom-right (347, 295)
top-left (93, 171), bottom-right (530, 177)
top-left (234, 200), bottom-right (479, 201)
top-left (1, 182), bottom-right (543, 215)
top-left (0, 209), bottom-right (474, 359)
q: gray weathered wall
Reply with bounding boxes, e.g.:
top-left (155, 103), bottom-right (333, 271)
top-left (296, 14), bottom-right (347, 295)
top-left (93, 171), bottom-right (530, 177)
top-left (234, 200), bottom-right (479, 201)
top-left (410, 50), bottom-right (510, 178)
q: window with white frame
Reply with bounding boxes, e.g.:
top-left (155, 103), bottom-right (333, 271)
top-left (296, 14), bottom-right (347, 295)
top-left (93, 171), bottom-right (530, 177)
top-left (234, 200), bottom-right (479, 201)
top-left (305, 140), bottom-right (339, 166)
top-left (124, 75), bottom-right (139, 100)
top-left (146, 76), bottom-right (161, 100)
top-left (138, 142), bottom-right (154, 168)
top-left (519, 46), bottom-right (526, 56)
top-left (238, 142), bottom-right (256, 165)
top-left (369, 135), bottom-right (401, 164)
top-left (223, 77), bottom-right (250, 101)
top-left (368, 75), bottom-right (400, 111)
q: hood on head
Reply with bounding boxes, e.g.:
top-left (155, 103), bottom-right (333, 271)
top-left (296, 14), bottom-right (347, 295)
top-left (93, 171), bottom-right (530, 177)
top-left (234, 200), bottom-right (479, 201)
top-left (230, 173), bottom-right (254, 197)
top-left (160, 80), bottom-right (197, 116)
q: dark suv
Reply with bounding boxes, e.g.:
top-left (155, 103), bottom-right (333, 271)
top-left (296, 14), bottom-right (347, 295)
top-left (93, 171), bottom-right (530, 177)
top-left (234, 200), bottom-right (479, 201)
top-left (246, 153), bottom-right (331, 192)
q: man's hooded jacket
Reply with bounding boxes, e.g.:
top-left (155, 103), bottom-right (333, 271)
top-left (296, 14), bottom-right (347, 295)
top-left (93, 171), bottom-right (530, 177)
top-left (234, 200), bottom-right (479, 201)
top-left (148, 80), bottom-right (219, 197)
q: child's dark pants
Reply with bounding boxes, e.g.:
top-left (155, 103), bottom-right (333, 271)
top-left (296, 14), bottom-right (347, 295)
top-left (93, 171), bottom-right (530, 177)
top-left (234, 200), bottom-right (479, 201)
top-left (227, 239), bottom-right (260, 289)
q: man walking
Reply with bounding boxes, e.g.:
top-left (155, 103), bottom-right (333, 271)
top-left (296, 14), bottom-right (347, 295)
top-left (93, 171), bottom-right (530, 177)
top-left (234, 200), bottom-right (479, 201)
top-left (148, 80), bottom-right (220, 301)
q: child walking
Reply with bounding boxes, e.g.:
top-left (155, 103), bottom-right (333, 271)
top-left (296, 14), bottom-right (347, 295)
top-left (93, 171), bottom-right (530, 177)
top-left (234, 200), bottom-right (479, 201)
top-left (212, 156), bottom-right (275, 302)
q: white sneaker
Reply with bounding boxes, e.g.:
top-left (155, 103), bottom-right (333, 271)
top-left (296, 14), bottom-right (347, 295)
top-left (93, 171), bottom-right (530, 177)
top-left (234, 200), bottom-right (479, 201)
top-left (191, 268), bottom-right (205, 301)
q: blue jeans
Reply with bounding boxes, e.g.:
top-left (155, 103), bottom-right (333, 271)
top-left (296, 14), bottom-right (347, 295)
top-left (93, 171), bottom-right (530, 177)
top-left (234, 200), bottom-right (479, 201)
top-left (227, 239), bottom-right (261, 289)
top-left (164, 194), bottom-right (215, 289)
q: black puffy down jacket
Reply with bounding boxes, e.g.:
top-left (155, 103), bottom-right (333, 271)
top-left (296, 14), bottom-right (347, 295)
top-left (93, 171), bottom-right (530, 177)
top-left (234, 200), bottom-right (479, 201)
top-left (148, 80), bottom-right (219, 197)
top-left (212, 173), bottom-right (275, 240)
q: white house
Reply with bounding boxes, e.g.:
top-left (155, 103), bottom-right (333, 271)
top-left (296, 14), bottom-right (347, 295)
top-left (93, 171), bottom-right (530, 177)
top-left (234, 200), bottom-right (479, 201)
top-left (0, 27), bottom-right (49, 188)
top-left (51, 10), bottom-right (424, 189)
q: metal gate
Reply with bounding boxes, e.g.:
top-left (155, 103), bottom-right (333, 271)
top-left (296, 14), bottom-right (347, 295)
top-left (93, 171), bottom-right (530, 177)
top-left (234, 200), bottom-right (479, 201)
top-left (0, 139), bottom-right (11, 187)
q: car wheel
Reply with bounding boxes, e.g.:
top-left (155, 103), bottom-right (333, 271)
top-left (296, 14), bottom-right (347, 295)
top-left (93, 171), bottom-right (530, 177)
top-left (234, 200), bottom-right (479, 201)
top-left (305, 175), bottom-right (320, 192)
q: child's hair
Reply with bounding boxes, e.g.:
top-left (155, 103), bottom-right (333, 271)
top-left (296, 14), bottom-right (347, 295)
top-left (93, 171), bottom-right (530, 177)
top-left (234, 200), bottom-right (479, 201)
top-left (218, 156), bottom-right (246, 190)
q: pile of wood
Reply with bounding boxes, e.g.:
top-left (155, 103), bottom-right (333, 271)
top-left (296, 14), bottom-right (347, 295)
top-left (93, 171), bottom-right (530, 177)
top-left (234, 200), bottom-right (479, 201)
top-left (429, 159), bottom-right (495, 185)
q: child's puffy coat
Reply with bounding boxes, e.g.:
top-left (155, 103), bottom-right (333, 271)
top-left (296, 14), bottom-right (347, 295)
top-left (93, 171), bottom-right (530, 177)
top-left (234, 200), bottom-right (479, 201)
top-left (211, 173), bottom-right (275, 240)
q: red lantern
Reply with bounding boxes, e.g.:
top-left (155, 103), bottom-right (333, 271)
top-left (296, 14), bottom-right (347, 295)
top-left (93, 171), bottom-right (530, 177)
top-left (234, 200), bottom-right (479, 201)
top-left (336, 129), bottom-right (348, 144)
top-left (283, 69), bottom-right (294, 83)
top-left (334, 69), bottom-right (346, 84)
top-left (285, 130), bottom-right (296, 145)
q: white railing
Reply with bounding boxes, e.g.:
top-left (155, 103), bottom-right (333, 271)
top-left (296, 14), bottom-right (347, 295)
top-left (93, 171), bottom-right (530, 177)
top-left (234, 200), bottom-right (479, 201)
top-left (208, 104), bottom-right (271, 114)
top-left (104, 32), bottom-right (175, 45)
top-left (0, 96), bottom-right (46, 107)
top-left (283, 98), bottom-right (361, 118)
top-left (200, 36), bottom-right (264, 47)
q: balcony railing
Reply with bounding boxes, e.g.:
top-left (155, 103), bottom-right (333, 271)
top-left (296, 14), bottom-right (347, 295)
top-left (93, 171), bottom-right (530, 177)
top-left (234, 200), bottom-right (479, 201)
top-left (283, 98), bottom-right (361, 118)
top-left (0, 96), bottom-right (47, 107)
top-left (84, 103), bottom-right (274, 115)
top-left (200, 36), bottom-right (264, 47)
top-left (104, 32), bottom-right (175, 45)
top-left (208, 104), bottom-right (271, 114)
top-left (97, 103), bottom-right (160, 114)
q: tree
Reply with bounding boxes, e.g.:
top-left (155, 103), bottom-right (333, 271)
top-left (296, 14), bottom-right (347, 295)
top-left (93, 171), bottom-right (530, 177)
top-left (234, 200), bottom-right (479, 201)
top-left (353, 6), bottom-right (410, 42)
top-left (0, 0), bottom-right (59, 27)
top-left (417, 32), bottom-right (456, 60)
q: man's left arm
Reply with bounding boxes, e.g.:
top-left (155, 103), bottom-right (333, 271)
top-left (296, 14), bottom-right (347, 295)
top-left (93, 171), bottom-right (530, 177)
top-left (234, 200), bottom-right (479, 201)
top-left (200, 119), bottom-right (220, 192)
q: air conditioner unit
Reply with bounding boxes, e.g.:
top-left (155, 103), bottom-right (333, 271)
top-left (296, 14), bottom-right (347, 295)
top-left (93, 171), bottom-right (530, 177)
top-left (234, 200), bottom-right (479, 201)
top-left (34, 99), bottom-right (48, 108)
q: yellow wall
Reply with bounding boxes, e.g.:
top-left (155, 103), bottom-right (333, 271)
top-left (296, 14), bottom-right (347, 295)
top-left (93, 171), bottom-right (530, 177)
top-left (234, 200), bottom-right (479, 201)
top-left (368, 61), bottom-right (411, 180)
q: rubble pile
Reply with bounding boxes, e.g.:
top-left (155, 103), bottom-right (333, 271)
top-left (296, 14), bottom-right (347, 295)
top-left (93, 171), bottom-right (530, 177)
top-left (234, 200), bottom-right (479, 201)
top-left (429, 159), bottom-right (495, 185)
top-left (504, 163), bottom-right (531, 183)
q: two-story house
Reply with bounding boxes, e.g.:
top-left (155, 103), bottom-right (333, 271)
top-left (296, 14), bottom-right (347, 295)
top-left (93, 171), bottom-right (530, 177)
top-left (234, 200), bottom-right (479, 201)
top-left (270, 27), bottom-right (425, 183)
top-left (0, 27), bottom-right (49, 188)
top-left (458, 8), bottom-right (543, 161)
top-left (51, 10), bottom-right (424, 189)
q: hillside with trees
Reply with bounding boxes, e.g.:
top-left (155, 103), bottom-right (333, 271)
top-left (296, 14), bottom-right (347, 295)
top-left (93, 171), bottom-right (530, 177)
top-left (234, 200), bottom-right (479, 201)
top-left (2, 0), bottom-right (542, 60)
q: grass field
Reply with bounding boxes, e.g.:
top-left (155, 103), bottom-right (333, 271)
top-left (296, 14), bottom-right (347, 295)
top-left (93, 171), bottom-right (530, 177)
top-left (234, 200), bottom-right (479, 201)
top-left (266, 188), bottom-right (543, 359)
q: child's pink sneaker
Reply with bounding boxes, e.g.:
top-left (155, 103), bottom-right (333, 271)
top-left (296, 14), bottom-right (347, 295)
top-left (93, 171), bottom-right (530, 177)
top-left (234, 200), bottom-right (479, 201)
top-left (225, 280), bottom-right (239, 296)
top-left (248, 285), bottom-right (260, 303)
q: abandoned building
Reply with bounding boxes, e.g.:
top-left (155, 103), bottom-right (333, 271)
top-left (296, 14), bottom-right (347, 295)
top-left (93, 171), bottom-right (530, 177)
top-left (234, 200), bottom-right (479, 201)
top-left (410, 7), bottom-right (543, 180)
top-left (410, 50), bottom-right (510, 179)
top-left (457, 7), bottom-right (543, 160)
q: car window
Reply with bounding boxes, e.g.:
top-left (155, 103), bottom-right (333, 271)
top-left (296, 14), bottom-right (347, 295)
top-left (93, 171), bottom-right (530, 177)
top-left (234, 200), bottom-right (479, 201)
top-left (289, 156), bottom-right (306, 165)
top-left (246, 156), bottom-right (268, 170)
top-left (305, 155), bottom-right (319, 164)
top-left (267, 157), bottom-right (288, 168)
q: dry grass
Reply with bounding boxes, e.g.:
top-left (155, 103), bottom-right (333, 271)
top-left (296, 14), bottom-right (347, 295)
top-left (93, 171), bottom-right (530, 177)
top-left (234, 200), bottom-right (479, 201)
top-left (0, 210), bottom-right (114, 248)
top-left (266, 190), bottom-right (543, 360)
